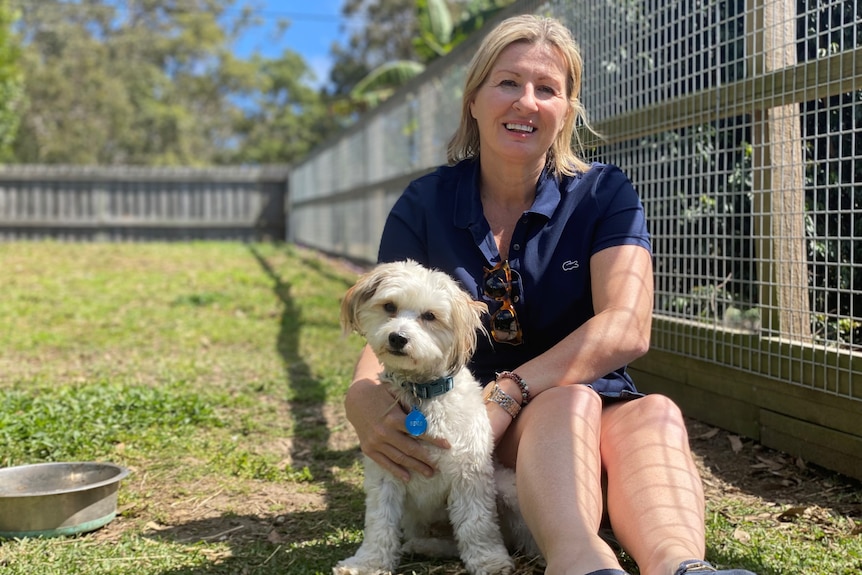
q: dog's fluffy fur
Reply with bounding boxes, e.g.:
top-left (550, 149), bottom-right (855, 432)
top-left (334, 260), bottom-right (515, 575)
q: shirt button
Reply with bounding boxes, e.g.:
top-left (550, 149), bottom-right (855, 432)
top-left (512, 243), bottom-right (520, 251)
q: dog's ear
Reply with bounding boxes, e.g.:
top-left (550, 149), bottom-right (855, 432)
top-left (447, 290), bottom-right (489, 373)
top-left (340, 266), bottom-right (387, 335)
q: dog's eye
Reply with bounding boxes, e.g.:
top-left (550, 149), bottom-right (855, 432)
top-left (421, 311), bottom-right (436, 321)
top-left (383, 302), bottom-right (397, 315)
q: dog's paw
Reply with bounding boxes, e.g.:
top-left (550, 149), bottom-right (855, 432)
top-left (466, 553), bottom-right (515, 575)
top-left (332, 558), bottom-right (392, 575)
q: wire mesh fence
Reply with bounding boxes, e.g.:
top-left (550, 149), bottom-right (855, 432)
top-left (589, 0), bottom-right (860, 398)
top-left (290, 0), bottom-right (861, 473)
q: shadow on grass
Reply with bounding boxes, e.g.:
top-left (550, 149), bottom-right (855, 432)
top-left (143, 507), bottom-right (362, 575)
top-left (143, 246), bottom-right (367, 574)
top-left (247, 242), bottom-right (356, 462)
top-left (685, 418), bottom-right (861, 575)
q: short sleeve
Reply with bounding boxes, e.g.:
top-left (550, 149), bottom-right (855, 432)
top-left (589, 165), bottom-right (651, 256)
top-left (377, 182), bottom-right (430, 265)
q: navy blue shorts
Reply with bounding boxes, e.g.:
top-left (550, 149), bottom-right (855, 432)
top-left (587, 370), bottom-right (645, 403)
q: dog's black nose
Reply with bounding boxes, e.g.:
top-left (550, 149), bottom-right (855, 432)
top-left (388, 332), bottom-right (408, 350)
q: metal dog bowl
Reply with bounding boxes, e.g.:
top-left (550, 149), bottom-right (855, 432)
top-left (0, 462), bottom-right (130, 538)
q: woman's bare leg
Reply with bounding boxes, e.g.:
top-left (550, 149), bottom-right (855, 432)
top-left (497, 385), bottom-right (623, 575)
top-left (601, 394), bottom-right (705, 575)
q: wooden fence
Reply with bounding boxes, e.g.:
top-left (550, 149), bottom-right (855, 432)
top-left (0, 165), bottom-right (290, 242)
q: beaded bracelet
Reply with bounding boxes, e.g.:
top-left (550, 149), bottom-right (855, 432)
top-left (495, 371), bottom-right (530, 406)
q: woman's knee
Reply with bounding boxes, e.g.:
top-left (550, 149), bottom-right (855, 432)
top-left (526, 384), bottom-right (604, 419)
top-left (636, 393), bottom-right (684, 421)
top-left (613, 393), bottom-right (683, 425)
top-left (518, 386), bottom-right (605, 448)
top-left (603, 393), bottom-right (691, 452)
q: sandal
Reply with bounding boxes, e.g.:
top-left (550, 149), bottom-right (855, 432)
top-left (675, 559), bottom-right (757, 575)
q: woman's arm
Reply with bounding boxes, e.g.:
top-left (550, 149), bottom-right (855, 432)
top-left (528, 243), bottom-right (653, 391)
top-left (344, 344), bottom-right (451, 482)
top-left (486, 244), bottom-right (654, 438)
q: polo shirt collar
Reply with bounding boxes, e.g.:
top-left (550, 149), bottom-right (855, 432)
top-left (453, 159), bottom-right (562, 229)
top-left (530, 168), bottom-right (562, 219)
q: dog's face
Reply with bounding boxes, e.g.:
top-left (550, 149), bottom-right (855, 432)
top-left (341, 261), bottom-right (488, 378)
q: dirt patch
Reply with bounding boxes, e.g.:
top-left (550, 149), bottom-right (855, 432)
top-left (690, 419), bottom-right (857, 502)
top-left (687, 418), bottom-right (861, 532)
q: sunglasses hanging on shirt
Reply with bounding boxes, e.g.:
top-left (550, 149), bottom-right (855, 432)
top-left (483, 260), bottom-right (523, 345)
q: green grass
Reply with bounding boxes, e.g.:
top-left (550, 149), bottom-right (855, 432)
top-left (0, 242), bottom-right (367, 574)
top-left (0, 382), bottom-right (220, 463)
top-left (0, 242), bottom-right (859, 575)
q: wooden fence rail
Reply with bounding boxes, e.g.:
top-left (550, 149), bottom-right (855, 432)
top-left (0, 165), bottom-right (290, 242)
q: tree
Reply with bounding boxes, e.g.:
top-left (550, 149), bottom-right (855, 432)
top-left (331, 0), bottom-right (515, 112)
top-left (14, 0), bottom-right (251, 165)
top-left (12, 0), bottom-right (337, 166)
top-left (228, 51), bottom-right (339, 164)
top-left (328, 0), bottom-right (420, 99)
top-left (0, 0), bottom-right (22, 161)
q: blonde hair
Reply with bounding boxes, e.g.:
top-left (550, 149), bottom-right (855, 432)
top-left (446, 14), bottom-right (597, 177)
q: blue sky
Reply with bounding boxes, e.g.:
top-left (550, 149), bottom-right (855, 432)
top-left (231, 2), bottom-right (349, 88)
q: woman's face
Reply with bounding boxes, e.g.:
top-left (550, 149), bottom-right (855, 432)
top-left (470, 41), bottom-right (571, 170)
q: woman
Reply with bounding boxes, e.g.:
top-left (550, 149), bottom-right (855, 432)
top-left (344, 14), bottom-right (757, 575)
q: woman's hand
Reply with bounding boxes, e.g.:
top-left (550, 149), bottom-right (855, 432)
top-left (345, 376), bottom-right (450, 482)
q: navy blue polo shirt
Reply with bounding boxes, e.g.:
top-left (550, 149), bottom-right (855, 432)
top-left (377, 158), bottom-right (651, 394)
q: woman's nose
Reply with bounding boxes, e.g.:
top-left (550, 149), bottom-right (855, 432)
top-left (514, 85), bottom-right (539, 111)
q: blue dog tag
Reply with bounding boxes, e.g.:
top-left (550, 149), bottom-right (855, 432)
top-left (405, 406), bottom-right (427, 437)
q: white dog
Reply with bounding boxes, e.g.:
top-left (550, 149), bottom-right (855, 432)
top-left (334, 260), bottom-right (516, 575)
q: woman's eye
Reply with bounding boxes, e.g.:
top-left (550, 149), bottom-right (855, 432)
top-left (421, 311), bottom-right (436, 321)
top-left (498, 79), bottom-right (518, 87)
top-left (539, 85), bottom-right (557, 95)
top-left (383, 302), bottom-right (397, 314)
